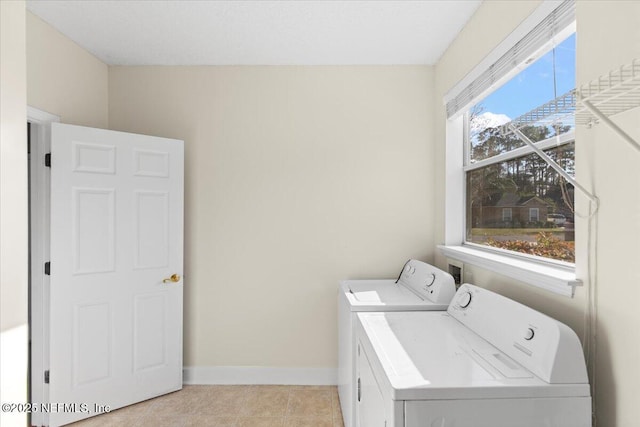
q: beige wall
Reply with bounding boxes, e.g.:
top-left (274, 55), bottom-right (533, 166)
top-left (109, 66), bottom-right (435, 368)
top-left (27, 11), bottom-right (108, 128)
top-left (1, 1), bottom-right (28, 425)
top-left (434, 1), bottom-right (640, 426)
top-left (1, 0), bottom-right (28, 333)
top-left (575, 3), bottom-right (640, 425)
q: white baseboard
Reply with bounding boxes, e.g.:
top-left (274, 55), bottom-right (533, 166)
top-left (183, 366), bottom-right (337, 386)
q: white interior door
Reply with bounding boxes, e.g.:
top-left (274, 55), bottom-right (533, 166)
top-left (49, 123), bottom-right (184, 426)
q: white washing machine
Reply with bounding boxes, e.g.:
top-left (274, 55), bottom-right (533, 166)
top-left (338, 259), bottom-right (456, 427)
top-left (355, 284), bottom-right (592, 427)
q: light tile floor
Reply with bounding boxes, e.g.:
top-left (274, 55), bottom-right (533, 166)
top-left (68, 385), bottom-right (345, 427)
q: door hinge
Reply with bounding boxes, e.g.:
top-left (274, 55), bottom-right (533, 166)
top-left (44, 370), bottom-right (49, 384)
top-left (44, 262), bottom-right (50, 275)
top-left (44, 153), bottom-right (51, 167)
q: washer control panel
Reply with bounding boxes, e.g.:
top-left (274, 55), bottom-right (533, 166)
top-left (397, 259), bottom-right (455, 304)
top-left (447, 284), bottom-right (588, 384)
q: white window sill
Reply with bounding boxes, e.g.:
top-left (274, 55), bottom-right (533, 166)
top-left (438, 245), bottom-right (581, 297)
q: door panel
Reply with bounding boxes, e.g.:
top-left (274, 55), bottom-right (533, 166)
top-left (49, 123), bottom-right (184, 426)
top-left (71, 142), bottom-right (116, 174)
top-left (133, 149), bottom-right (169, 177)
top-left (134, 191), bottom-right (169, 269)
top-left (74, 302), bottom-right (111, 386)
top-left (134, 292), bottom-right (167, 371)
top-left (72, 188), bottom-right (115, 274)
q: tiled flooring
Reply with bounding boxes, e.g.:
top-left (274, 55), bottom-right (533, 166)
top-left (69, 385), bottom-right (345, 427)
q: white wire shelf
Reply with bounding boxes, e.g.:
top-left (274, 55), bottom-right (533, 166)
top-left (480, 60), bottom-right (638, 209)
top-left (577, 59), bottom-right (640, 153)
top-left (498, 90), bottom-right (576, 136)
top-left (576, 58), bottom-right (640, 125)
top-left (497, 59), bottom-right (640, 153)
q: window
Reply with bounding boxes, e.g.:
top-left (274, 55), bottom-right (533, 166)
top-left (440, 2), bottom-right (581, 297)
top-left (464, 33), bottom-right (576, 263)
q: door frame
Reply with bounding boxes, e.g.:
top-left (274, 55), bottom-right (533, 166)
top-left (28, 106), bottom-right (59, 427)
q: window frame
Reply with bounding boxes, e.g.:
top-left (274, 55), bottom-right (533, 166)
top-left (502, 208), bottom-right (513, 222)
top-left (440, 2), bottom-right (580, 298)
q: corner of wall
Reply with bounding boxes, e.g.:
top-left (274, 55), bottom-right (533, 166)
top-left (1, 1), bottom-right (29, 425)
top-left (26, 10), bottom-right (109, 128)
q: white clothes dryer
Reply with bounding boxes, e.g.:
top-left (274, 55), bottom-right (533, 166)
top-left (355, 284), bottom-right (591, 427)
top-left (338, 259), bottom-right (455, 427)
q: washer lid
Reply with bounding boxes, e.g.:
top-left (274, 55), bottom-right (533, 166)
top-left (340, 260), bottom-right (456, 311)
top-left (340, 280), bottom-right (450, 311)
top-left (348, 281), bottom-right (424, 303)
top-left (357, 311), bottom-right (591, 401)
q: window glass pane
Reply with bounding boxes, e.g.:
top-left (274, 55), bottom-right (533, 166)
top-left (469, 34), bottom-right (576, 163)
top-left (466, 143), bottom-right (575, 263)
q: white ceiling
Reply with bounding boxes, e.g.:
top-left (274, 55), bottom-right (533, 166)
top-left (26, 0), bottom-right (481, 66)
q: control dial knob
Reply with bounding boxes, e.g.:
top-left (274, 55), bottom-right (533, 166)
top-left (424, 273), bottom-right (436, 287)
top-left (458, 292), bottom-right (472, 308)
top-left (524, 328), bottom-right (535, 341)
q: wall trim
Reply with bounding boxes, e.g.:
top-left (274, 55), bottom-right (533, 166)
top-left (27, 105), bottom-right (58, 427)
top-left (183, 366), bottom-right (337, 386)
top-left (27, 105), bottom-right (60, 124)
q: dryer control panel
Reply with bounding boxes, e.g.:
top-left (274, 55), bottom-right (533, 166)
top-left (448, 284), bottom-right (588, 384)
top-left (397, 260), bottom-right (455, 305)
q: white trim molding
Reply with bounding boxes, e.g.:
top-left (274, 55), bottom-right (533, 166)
top-left (27, 105), bottom-right (60, 124)
top-left (183, 366), bottom-right (337, 386)
top-left (27, 106), bottom-right (59, 427)
top-left (439, 245), bottom-right (580, 297)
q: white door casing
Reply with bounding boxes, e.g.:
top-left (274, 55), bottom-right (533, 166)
top-left (49, 123), bottom-right (184, 426)
top-left (28, 107), bottom-right (59, 427)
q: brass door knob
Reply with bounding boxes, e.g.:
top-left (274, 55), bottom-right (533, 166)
top-left (163, 274), bottom-right (181, 283)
